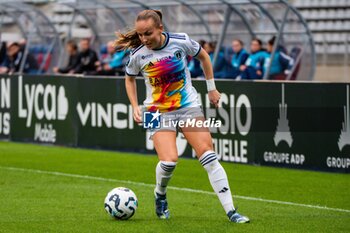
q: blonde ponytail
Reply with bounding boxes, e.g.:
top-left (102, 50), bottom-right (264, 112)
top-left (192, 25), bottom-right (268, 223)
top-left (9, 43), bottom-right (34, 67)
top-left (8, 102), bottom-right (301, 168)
top-left (114, 9), bottom-right (163, 51)
top-left (114, 29), bottom-right (142, 50)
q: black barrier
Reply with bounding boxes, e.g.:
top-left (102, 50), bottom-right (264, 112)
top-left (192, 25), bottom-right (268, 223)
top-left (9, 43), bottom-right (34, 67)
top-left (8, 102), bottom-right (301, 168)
top-left (254, 83), bottom-right (350, 172)
top-left (76, 77), bottom-right (146, 151)
top-left (5, 75), bottom-right (350, 173)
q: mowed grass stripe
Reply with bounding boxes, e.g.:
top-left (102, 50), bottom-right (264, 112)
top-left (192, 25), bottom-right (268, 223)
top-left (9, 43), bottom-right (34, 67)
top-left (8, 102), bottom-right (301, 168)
top-left (1, 166), bottom-right (349, 214)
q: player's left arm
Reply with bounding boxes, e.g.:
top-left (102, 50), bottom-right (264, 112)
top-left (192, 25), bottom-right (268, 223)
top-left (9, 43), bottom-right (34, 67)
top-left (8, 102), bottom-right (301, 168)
top-left (196, 49), bottom-right (221, 108)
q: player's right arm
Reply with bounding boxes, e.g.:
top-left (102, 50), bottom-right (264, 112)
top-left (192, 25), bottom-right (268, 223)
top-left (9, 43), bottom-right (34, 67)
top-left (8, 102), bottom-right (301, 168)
top-left (196, 48), bottom-right (221, 108)
top-left (125, 75), bottom-right (142, 123)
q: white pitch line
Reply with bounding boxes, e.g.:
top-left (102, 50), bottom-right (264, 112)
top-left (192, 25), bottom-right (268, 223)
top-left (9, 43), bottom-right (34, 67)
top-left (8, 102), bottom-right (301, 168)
top-left (1, 166), bottom-right (349, 214)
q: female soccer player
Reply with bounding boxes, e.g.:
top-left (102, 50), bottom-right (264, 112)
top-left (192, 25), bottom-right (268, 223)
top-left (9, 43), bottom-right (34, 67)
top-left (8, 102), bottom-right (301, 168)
top-left (115, 9), bottom-right (249, 223)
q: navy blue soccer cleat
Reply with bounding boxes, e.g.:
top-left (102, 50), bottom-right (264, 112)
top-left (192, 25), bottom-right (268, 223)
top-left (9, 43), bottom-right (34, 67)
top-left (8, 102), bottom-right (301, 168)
top-left (227, 209), bottom-right (250, 223)
top-left (154, 191), bottom-right (170, 219)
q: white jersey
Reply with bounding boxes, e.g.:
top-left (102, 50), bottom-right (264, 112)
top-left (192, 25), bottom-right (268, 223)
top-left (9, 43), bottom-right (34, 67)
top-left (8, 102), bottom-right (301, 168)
top-left (126, 32), bottom-right (201, 112)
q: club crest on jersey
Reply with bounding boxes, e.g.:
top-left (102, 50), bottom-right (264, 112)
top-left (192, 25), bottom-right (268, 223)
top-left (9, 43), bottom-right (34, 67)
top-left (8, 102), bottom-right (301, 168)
top-left (174, 50), bottom-right (183, 60)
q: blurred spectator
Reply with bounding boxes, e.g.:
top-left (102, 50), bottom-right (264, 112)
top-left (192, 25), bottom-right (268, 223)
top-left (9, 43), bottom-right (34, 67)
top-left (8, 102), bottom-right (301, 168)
top-left (288, 46), bottom-right (302, 80)
top-left (73, 38), bottom-right (98, 75)
top-left (0, 41), bottom-right (7, 65)
top-left (0, 41), bottom-right (6, 65)
top-left (0, 42), bottom-right (38, 74)
top-left (97, 41), bottom-right (128, 76)
top-left (53, 40), bottom-right (79, 74)
top-left (0, 41), bottom-right (8, 74)
top-left (229, 39), bottom-right (249, 79)
top-left (240, 38), bottom-right (269, 80)
top-left (188, 40), bottom-right (205, 78)
top-left (204, 41), bottom-right (226, 79)
top-left (265, 36), bottom-right (294, 80)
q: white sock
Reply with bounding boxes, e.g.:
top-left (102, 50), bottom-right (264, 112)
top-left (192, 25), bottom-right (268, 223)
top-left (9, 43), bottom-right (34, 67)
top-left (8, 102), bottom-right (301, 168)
top-left (200, 150), bottom-right (235, 214)
top-left (155, 161), bottom-right (177, 195)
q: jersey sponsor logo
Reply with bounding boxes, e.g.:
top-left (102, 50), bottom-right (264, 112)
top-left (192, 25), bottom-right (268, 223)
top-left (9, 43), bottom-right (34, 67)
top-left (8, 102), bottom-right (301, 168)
top-left (156, 56), bottom-right (172, 62)
top-left (148, 70), bottom-right (185, 87)
top-left (141, 54), bottom-right (153, 60)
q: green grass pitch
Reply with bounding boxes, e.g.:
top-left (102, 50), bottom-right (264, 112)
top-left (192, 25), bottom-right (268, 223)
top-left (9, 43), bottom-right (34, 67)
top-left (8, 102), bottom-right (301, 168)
top-left (0, 141), bottom-right (349, 233)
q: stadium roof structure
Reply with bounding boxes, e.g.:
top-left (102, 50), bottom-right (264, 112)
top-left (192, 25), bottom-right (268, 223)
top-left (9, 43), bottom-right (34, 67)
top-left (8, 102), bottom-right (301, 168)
top-left (0, 1), bottom-right (62, 73)
top-left (0, 0), bottom-right (315, 80)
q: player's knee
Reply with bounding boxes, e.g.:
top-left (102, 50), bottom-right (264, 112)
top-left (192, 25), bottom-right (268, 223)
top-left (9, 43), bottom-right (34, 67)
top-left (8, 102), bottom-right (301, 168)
top-left (169, 157), bottom-right (178, 162)
top-left (195, 145), bottom-right (214, 158)
top-left (158, 154), bottom-right (178, 162)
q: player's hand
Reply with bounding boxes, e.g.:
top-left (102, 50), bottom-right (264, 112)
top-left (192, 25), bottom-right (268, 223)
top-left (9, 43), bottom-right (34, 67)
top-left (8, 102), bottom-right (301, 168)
top-left (133, 106), bottom-right (142, 123)
top-left (208, 90), bottom-right (221, 108)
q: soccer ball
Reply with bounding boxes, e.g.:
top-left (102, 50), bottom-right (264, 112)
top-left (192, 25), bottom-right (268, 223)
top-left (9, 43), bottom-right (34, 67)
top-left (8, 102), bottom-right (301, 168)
top-left (104, 187), bottom-right (138, 220)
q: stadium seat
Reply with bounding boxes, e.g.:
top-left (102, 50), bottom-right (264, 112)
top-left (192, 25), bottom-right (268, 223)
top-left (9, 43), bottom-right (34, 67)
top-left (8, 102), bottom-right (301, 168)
top-left (329, 44), bottom-right (340, 54)
top-left (346, 21), bottom-right (350, 30)
top-left (319, 9), bottom-right (327, 18)
top-left (296, 0), bottom-right (350, 59)
top-left (310, 10), bottom-right (318, 19)
top-left (307, 21), bottom-right (315, 30)
top-left (313, 33), bottom-right (322, 43)
top-left (315, 44), bottom-right (324, 54)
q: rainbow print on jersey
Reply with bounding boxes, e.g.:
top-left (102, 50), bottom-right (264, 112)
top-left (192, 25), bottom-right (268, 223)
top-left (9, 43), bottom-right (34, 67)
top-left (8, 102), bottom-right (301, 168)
top-left (143, 55), bottom-right (189, 112)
